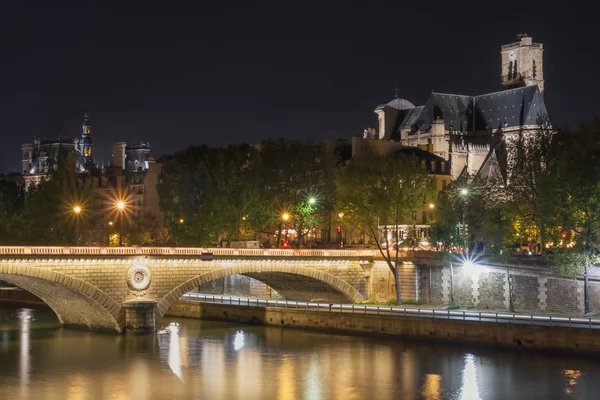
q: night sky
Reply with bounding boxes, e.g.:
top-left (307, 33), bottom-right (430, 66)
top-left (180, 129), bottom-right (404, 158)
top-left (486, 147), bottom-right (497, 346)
top-left (1, 1), bottom-right (598, 172)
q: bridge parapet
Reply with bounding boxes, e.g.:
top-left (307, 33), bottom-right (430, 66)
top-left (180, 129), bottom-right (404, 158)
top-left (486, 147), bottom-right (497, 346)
top-left (0, 246), bottom-right (413, 260)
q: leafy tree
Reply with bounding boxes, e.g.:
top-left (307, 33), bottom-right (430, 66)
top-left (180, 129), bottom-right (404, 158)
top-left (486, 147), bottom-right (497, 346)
top-left (254, 139), bottom-right (338, 248)
top-left (540, 120), bottom-right (600, 314)
top-left (158, 144), bottom-right (261, 246)
top-left (336, 153), bottom-right (436, 303)
top-left (505, 123), bottom-right (556, 253)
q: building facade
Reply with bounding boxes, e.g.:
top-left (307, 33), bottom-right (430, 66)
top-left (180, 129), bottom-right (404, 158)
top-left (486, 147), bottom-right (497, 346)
top-left (366, 34), bottom-right (549, 182)
top-left (18, 114), bottom-right (164, 245)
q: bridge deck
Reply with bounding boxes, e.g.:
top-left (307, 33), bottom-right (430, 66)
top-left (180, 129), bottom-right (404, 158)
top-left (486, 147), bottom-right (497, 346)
top-left (0, 246), bottom-right (414, 260)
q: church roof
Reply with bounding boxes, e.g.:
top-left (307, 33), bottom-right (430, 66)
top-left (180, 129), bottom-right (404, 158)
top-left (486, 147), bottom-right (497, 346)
top-left (398, 86), bottom-right (548, 134)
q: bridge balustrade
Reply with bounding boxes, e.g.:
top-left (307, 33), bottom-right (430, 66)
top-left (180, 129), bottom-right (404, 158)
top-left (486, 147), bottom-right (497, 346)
top-left (0, 246), bottom-right (412, 259)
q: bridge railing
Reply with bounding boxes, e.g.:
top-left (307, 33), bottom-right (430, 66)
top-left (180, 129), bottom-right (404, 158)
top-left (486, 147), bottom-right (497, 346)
top-left (0, 246), bottom-right (408, 259)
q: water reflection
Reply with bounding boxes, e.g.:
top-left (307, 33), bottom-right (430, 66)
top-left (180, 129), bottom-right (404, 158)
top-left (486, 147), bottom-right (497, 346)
top-left (460, 354), bottom-right (481, 400)
top-left (233, 330), bottom-right (245, 351)
top-left (421, 374), bottom-right (441, 400)
top-left (563, 369), bottom-right (582, 395)
top-left (18, 308), bottom-right (32, 397)
top-left (158, 322), bottom-right (183, 380)
top-left (2, 307), bottom-right (600, 399)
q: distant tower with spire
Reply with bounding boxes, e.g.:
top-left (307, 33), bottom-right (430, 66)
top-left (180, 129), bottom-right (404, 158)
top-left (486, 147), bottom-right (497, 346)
top-left (80, 113), bottom-right (93, 167)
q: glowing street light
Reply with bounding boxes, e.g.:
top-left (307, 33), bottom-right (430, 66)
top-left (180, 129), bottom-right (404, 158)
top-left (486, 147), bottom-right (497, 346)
top-left (73, 205), bottom-right (82, 245)
top-left (459, 188), bottom-right (469, 253)
top-left (115, 200), bottom-right (126, 247)
top-left (282, 212), bottom-right (290, 245)
top-left (428, 203), bottom-right (435, 209)
top-left (179, 218), bottom-right (184, 224)
top-left (308, 197), bottom-right (316, 205)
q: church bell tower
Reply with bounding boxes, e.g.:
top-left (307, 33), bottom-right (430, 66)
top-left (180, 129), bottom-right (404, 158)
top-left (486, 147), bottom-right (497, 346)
top-left (80, 113), bottom-right (93, 167)
top-left (501, 33), bottom-right (544, 95)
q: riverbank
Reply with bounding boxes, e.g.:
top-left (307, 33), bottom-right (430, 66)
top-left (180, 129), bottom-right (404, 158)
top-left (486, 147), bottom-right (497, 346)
top-left (166, 299), bottom-right (600, 356)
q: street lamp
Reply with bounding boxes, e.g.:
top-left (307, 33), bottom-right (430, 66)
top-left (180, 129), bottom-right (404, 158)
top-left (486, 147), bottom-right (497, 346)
top-left (338, 212), bottom-right (344, 248)
top-left (282, 212), bottom-right (290, 246)
top-left (428, 203), bottom-right (435, 209)
top-left (116, 200), bottom-right (126, 247)
top-left (308, 197), bottom-right (316, 205)
top-left (459, 188), bottom-right (469, 253)
top-left (179, 218), bottom-right (184, 224)
top-left (73, 205), bottom-right (82, 245)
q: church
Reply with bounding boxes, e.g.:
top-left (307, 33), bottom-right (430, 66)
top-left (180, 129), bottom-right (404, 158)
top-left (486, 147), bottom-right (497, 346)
top-left (355, 34), bottom-right (549, 183)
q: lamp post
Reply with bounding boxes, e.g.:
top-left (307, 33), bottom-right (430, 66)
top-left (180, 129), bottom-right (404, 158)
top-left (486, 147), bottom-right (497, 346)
top-left (449, 261), bottom-right (455, 304)
top-left (338, 212), bottom-right (344, 248)
top-left (73, 205), bottom-right (82, 245)
top-left (460, 188), bottom-right (469, 253)
top-left (116, 201), bottom-right (125, 247)
top-left (282, 212), bottom-right (290, 246)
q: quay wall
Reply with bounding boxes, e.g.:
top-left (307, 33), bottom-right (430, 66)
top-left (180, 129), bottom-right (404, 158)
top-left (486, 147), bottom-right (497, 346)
top-left (417, 261), bottom-right (600, 314)
top-left (166, 300), bottom-right (600, 355)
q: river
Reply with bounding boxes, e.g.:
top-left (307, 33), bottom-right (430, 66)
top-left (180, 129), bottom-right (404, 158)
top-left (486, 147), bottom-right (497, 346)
top-left (0, 305), bottom-right (599, 399)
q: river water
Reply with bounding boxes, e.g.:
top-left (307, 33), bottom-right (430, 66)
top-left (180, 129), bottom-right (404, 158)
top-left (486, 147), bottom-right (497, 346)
top-left (0, 306), bottom-right (599, 399)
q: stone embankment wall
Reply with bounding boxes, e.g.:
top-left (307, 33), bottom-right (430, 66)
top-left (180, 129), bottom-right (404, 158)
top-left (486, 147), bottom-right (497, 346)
top-left (418, 262), bottom-right (600, 314)
top-left (166, 300), bottom-right (600, 355)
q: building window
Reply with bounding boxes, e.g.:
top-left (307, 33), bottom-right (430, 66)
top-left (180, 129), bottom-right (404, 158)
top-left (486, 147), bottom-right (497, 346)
top-left (430, 161), bottom-right (436, 171)
top-left (441, 161), bottom-right (445, 172)
top-left (421, 160), bottom-right (426, 170)
top-left (442, 180), bottom-right (447, 190)
top-left (508, 61), bottom-right (513, 80)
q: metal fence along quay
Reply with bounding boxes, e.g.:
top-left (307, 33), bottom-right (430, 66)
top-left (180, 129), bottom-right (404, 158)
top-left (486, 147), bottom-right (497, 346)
top-left (182, 294), bottom-right (600, 330)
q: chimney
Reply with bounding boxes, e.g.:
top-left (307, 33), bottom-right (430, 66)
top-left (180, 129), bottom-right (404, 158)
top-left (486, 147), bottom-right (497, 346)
top-left (112, 142), bottom-right (126, 170)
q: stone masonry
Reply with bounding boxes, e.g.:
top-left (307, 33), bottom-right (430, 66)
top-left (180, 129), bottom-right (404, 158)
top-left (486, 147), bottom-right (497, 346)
top-left (418, 260), bottom-right (600, 315)
top-left (0, 247), bottom-right (419, 333)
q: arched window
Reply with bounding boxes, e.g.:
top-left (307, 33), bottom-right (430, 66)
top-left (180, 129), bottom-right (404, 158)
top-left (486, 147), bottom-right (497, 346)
top-left (508, 61), bottom-right (513, 80)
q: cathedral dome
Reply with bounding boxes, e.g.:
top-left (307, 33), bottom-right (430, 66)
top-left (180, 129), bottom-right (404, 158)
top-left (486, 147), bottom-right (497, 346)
top-left (386, 98), bottom-right (415, 110)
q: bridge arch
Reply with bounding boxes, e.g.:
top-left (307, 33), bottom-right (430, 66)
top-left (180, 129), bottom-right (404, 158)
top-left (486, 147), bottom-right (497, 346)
top-left (0, 264), bottom-right (124, 333)
top-left (157, 263), bottom-right (365, 318)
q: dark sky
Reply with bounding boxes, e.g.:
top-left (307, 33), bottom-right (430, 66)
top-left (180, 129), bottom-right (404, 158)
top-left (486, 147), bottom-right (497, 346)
top-left (1, 1), bottom-right (598, 172)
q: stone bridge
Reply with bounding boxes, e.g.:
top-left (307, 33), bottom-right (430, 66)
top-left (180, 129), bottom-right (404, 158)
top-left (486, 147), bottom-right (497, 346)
top-left (0, 246), bottom-right (417, 333)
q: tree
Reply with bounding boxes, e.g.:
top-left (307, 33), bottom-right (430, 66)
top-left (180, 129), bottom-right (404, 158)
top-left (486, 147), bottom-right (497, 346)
top-left (22, 152), bottom-right (81, 244)
top-left (254, 139), bottom-right (338, 248)
top-left (505, 122), bottom-right (556, 254)
top-left (337, 153), bottom-right (436, 304)
top-left (540, 120), bottom-right (600, 315)
top-left (157, 144), bottom-right (261, 246)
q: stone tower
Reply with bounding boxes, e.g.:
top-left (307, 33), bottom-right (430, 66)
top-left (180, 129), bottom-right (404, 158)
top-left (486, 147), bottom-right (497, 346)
top-left (80, 113), bottom-right (93, 167)
top-left (500, 34), bottom-right (544, 95)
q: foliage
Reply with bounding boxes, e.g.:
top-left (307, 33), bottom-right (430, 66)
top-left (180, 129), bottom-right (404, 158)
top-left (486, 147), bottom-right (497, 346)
top-left (336, 152), bottom-right (437, 303)
top-left (157, 139), bottom-right (340, 247)
top-left (255, 139), bottom-right (338, 248)
top-left (547, 248), bottom-right (600, 277)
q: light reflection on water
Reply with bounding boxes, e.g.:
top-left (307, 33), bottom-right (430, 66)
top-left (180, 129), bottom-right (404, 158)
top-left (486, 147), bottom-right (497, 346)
top-left (0, 306), bottom-right (599, 399)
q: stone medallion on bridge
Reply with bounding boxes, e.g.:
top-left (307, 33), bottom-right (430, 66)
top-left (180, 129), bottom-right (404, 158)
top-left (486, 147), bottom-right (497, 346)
top-left (127, 264), bottom-right (152, 296)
